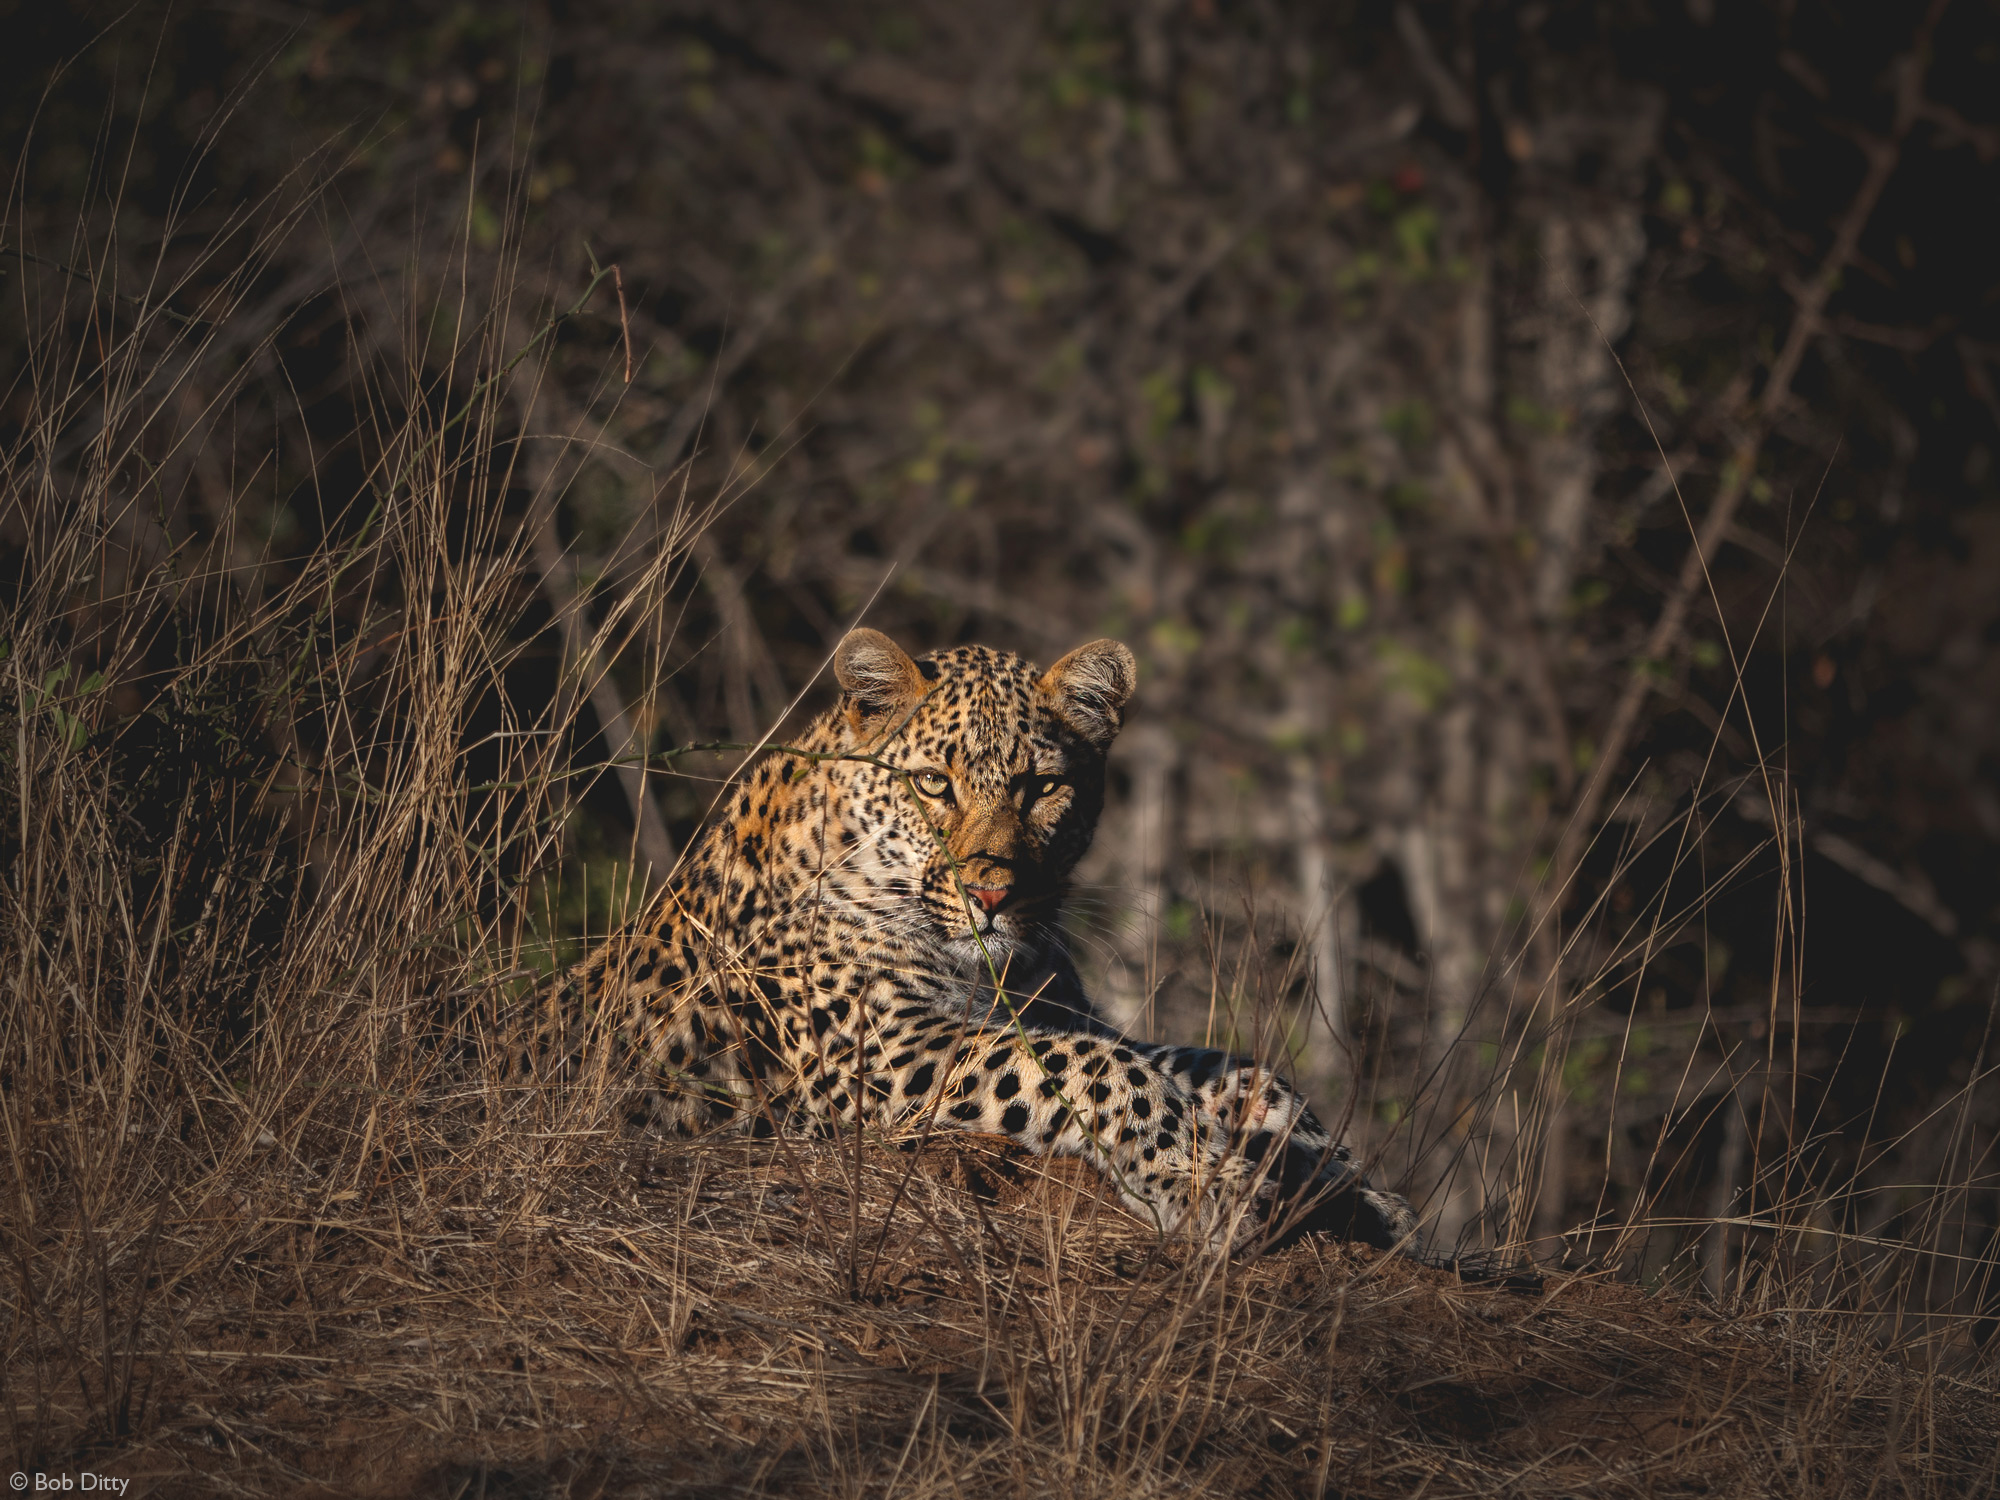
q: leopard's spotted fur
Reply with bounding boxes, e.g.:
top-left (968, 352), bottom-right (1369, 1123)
top-left (547, 629), bottom-right (1416, 1252)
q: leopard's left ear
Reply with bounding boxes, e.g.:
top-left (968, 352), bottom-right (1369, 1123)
top-left (1039, 638), bottom-right (1138, 747)
top-left (834, 627), bottom-right (927, 735)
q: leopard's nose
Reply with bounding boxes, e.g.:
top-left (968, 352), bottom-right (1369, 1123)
top-left (963, 884), bottom-right (1009, 915)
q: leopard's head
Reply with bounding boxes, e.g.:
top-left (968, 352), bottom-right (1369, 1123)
top-left (827, 628), bottom-right (1136, 978)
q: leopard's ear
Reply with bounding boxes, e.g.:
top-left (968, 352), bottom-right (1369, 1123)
top-left (834, 628), bottom-right (926, 731)
top-left (1039, 638), bottom-right (1137, 747)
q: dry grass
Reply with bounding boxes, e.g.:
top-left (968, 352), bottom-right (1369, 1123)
top-left (11, 1127), bottom-right (2000, 1498)
top-left (3, 182), bottom-right (1998, 1498)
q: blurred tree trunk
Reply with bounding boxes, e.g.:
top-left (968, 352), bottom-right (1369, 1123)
top-left (1289, 753), bottom-right (1346, 1087)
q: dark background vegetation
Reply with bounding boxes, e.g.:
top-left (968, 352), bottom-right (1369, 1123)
top-left (6, 0), bottom-right (2000, 1388)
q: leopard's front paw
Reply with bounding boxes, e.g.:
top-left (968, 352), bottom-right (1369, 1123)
top-left (1239, 1133), bottom-right (1417, 1252)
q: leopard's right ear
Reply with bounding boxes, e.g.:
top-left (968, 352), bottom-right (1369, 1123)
top-left (834, 628), bottom-right (926, 734)
top-left (1040, 637), bottom-right (1137, 747)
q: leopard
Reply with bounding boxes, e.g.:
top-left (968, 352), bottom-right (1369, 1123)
top-left (538, 627), bottom-right (1418, 1254)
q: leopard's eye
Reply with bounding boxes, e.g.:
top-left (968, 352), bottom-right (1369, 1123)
top-left (1038, 778), bottom-right (1063, 798)
top-left (913, 770), bottom-right (951, 798)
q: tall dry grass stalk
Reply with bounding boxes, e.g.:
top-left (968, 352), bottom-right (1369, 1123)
top-left (1369, 677), bottom-right (2000, 1356)
top-left (0, 158), bottom-right (691, 1465)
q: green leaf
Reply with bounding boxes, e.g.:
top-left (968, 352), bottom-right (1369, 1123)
top-left (1140, 368), bottom-right (1183, 437)
top-left (1382, 398), bottom-right (1434, 451)
top-left (1376, 641), bottom-right (1451, 712)
top-left (1392, 206), bottom-right (1437, 272)
top-left (50, 706), bottom-right (85, 750)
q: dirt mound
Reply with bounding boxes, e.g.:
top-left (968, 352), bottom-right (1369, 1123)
top-left (30, 1133), bottom-right (1993, 1498)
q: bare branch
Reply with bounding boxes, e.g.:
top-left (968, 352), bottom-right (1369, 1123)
top-left (1552, 4), bottom-right (1949, 895)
